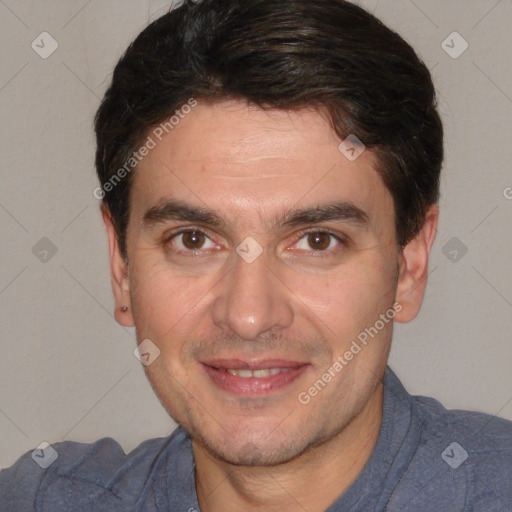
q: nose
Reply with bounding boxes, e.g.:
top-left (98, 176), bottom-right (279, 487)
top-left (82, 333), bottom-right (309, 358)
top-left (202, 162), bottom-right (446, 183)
top-left (211, 249), bottom-right (294, 340)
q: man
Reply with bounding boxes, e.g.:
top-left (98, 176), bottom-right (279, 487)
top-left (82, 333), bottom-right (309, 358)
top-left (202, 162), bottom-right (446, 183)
top-left (1, 0), bottom-right (511, 510)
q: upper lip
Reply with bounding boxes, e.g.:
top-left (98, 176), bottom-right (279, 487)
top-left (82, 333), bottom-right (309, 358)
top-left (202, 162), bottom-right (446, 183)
top-left (201, 358), bottom-right (309, 370)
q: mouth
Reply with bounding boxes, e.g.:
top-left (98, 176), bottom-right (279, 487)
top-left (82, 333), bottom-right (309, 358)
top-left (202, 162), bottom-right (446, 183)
top-left (199, 358), bottom-right (311, 396)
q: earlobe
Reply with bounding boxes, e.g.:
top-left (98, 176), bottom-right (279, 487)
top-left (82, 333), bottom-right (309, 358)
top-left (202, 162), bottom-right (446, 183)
top-left (394, 204), bottom-right (439, 323)
top-left (101, 205), bottom-right (135, 327)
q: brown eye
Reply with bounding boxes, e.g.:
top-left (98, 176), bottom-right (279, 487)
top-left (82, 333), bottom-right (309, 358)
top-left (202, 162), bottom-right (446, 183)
top-left (181, 230), bottom-right (206, 249)
top-left (164, 229), bottom-right (217, 256)
top-left (292, 231), bottom-right (343, 253)
top-left (307, 232), bottom-right (332, 250)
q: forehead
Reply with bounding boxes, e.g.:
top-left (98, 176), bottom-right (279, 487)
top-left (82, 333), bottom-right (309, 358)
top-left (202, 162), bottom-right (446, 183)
top-left (130, 100), bottom-right (393, 228)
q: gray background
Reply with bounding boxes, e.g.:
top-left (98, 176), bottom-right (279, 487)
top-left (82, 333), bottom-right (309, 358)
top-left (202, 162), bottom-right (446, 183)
top-left (1, 0), bottom-right (511, 468)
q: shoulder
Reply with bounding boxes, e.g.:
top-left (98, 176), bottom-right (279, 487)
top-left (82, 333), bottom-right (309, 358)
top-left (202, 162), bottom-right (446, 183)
top-left (411, 392), bottom-right (512, 459)
top-left (394, 390), bottom-right (512, 510)
top-left (0, 427), bottom-right (190, 511)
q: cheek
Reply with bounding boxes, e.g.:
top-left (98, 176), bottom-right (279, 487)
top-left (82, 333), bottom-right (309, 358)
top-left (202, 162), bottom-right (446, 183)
top-left (129, 261), bottom-right (210, 342)
top-left (130, 265), bottom-right (207, 393)
top-left (289, 257), bottom-right (395, 343)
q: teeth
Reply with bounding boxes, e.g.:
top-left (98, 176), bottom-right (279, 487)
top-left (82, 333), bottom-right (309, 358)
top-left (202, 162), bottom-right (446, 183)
top-left (223, 367), bottom-right (293, 378)
top-left (253, 369), bottom-right (270, 378)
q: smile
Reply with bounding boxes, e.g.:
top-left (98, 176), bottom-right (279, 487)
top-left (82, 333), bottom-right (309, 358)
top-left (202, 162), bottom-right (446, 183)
top-left (200, 360), bottom-right (310, 396)
top-left (223, 367), bottom-right (293, 378)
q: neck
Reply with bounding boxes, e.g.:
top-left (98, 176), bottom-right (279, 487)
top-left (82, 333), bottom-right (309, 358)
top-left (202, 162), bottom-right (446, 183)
top-left (193, 382), bottom-right (384, 512)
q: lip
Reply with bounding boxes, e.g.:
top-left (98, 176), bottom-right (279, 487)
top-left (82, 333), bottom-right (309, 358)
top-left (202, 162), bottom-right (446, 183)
top-left (201, 358), bottom-right (308, 370)
top-left (199, 359), bottom-right (311, 396)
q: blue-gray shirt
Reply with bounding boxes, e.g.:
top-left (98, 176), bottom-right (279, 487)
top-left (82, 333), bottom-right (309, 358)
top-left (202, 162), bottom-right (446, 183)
top-left (1, 367), bottom-right (511, 511)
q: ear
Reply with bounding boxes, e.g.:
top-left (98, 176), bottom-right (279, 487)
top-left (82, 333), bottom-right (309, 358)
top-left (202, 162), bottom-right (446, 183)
top-left (394, 204), bottom-right (439, 323)
top-left (101, 205), bottom-right (134, 327)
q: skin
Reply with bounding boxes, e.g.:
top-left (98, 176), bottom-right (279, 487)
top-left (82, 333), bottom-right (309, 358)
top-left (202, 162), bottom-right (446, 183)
top-left (102, 99), bottom-right (438, 512)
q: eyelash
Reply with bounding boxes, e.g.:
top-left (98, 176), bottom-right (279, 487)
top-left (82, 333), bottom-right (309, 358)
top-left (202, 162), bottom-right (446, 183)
top-left (290, 228), bottom-right (348, 256)
top-left (162, 228), bottom-right (218, 257)
top-left (162, 227), bottom-right (348, 257)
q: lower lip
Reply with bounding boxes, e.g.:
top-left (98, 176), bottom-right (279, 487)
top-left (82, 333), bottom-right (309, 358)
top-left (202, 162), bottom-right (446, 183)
top-left (200, 363), bottom-right (310, 396)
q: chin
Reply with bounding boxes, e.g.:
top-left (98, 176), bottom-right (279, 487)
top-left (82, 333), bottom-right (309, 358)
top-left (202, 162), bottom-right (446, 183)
top-left (191, 421), bottom-right (322, 467)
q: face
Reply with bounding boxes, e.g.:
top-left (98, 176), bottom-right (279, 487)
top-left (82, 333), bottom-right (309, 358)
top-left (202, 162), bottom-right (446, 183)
top-left (104, 100), bottom-right (437, 466)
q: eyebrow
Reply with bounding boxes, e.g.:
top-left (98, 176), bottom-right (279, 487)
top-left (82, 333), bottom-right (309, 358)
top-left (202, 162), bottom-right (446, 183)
top-left (142, 199), bottom-right (370, 230)
top-left (278, 202), bottom-right (369, 229)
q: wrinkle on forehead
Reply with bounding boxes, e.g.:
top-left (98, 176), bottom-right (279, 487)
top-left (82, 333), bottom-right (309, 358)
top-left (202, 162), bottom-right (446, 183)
top-left (129, 101), bottom-right (395, 245)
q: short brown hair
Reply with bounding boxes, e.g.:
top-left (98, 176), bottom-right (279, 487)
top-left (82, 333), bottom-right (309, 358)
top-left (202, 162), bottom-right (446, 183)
top-left (94, 0), bottom-right (443, 259)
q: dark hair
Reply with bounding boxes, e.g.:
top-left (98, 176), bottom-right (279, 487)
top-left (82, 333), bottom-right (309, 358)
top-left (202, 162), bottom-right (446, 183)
top-left (94, 0), bottom-right (443, 260)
